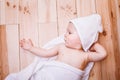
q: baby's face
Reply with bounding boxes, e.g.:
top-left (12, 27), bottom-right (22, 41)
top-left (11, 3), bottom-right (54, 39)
top-left (64, 23), bottom-right (82, 50)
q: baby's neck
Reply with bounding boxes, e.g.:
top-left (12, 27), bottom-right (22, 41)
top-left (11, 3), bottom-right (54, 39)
top-left (66, 46), bottom-right (83, 51)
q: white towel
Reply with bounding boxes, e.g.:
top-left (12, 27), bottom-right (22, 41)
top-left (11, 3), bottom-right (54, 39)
top-left (5, 13), bottom-right (103, 80)
top-left (30, 61), bottom-right (85, 80)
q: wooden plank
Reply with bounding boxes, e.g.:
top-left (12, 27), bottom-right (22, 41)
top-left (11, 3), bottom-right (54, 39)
top-left (89, 63), bottom-right (101, 80)
top-left (0, 50), bottom-right (1, 80)
top-left (0, 1), bottom-right (5, 24)
top-left (0, 25), bottom-right (9, 80)
top-left (117, 0), bottom-right (120, 62)
top-left (116, 0), bottom-right (120, 52)
top-left (5, 0), bottom-right (19, 24)
top-left (0, 65), bottom-right (2, 80)
top-left (119, 0), bottom-right (120, 11)
top-left (6, 25), bottom-right (19, 73)
top-left (0, 54), bottom-right (1, 78)
top-left (110, 0), bottom-right (120, 79)
top-left (0, 26), bottom-right (2, 80)
top-left (19, 0), bottom-right (38, 69)
top-left (119, 0), bottom-right (120, 26)
top-left (38, 0), bottom-right (57, 23)
top-left (38, 0), bottom-right (58, 47)
top-left (38, 23), bottom-right (58, 47)
top-left (96, 0), bottom-right (117, 80)
top-left (76, 0), bottom-right (96, 16)
top-left (57, 0), bottom-right (77, 35)
top-left (76, 0), bottom-right (101, 80)
top-left (0, 25), bottom-right (2, 80)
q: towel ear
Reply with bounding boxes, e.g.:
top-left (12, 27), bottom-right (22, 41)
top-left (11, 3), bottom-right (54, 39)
top-left (95, 14), bottom-right (103, 33)
top-left (98, 25), bottom-right (103, 33)
top-left (94, 33), bottom-right (99, 42)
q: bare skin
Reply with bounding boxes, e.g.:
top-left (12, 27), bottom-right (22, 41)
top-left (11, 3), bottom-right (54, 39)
top-left (20, 23), bottom-right (107, 70)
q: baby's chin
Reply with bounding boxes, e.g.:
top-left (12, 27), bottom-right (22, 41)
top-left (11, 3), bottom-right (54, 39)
top-left (65, 43), bottom-right (83, 50)
top-left (65, 43), bottom-right (77, 49)
top-left (65, 43), bottom-right (72, 48)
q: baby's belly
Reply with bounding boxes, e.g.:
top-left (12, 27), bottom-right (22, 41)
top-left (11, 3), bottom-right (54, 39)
top-left (56, 56), bottom-right (88, 70)
top-left (55, 57), bottom-right (87, 70)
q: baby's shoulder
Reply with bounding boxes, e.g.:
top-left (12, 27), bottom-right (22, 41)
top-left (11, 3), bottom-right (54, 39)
top-left (53, 43), bottom-right (65, 49)
top-left (57, 43), bottom-right (65, 47)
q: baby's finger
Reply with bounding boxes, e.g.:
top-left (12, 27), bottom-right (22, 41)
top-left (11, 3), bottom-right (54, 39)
top-left (19, 42), bottom-right (23, 47)
top-left (29, 39), bottom-right (33, 46)
top-left (20, 39), bottom-right (23, 43)
top-left (19, 40), bottom-right (22, 44)
top-left (20, 40), bottom-right (24, 44)
top-left (22, 38), bottom-right (26, 42)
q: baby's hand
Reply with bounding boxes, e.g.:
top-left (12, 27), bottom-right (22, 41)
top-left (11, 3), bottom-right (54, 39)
top-left (20, 39), bottom-right (34, 51)
top-left (88, 42), bottom-right (107, 62)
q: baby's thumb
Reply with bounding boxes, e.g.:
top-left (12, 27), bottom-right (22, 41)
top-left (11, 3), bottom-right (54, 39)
top-left (28, 39), bottom-right (34, 46)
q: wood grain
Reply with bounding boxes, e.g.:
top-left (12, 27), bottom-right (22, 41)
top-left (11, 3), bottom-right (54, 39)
top-left (38, 0), bottom-right (58, 47)
top-left (96, 0), bottom-right (118, 80)
top-left (76, 0), bottom-right (96, 16)
top-left (110, 0), bottom-right (120, 79)
top-left (5, 0), bottom-right (19, 24)
top-left (118, 0), bottom-right (120, 7)
top-left (0, 1), bottom-right (5, 24)
top-left (57, 0), bottom-right (77, 35)
top-left (38, 23), bottom-right (58, 47)
top-left (38, 0), bottom-right (57, 23)
top-left (6, 25), bottom-right (20, 73)
top-left (0, 25), bottom-right (9, 79)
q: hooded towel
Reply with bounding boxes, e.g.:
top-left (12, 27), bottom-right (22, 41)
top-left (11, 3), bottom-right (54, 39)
top-left (70, 14), bottom-right (103, 51)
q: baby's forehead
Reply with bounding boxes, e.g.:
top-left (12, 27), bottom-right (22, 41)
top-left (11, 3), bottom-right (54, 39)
top-left (67, 22), bottom-right (76, 30)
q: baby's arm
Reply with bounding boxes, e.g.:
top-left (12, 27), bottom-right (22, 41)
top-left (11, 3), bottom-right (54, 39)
top-left (20, 39), bottom-right (59, 58)
top-left (88, 43), bottom-right (107, 62)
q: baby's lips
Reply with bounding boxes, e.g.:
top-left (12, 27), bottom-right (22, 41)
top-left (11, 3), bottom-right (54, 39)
top-left (64, 38), bottom-right (66, 42)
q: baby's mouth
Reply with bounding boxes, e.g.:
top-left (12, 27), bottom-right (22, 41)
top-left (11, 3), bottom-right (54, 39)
top-left (64, 38), bottom-right (66, 42)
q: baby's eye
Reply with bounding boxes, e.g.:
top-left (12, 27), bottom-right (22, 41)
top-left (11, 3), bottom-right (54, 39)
top-left (68, 32), bottom-right (71, 34)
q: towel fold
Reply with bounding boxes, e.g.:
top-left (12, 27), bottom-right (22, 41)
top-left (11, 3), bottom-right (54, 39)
top-left (30, 61), bottom-right (84, 80)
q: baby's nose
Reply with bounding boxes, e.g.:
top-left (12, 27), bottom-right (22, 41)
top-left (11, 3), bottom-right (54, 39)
top-left (64, 33), bottom-right (67, 38)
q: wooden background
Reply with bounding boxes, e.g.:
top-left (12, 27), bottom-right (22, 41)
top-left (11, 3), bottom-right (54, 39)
top-left (0, 0), bottom-right (120, 80)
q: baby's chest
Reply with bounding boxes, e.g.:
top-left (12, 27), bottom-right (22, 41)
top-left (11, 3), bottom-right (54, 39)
top-left (59, 49), bottom-right (87, 62)
top-left (58, 47), bottom-right (89, 69)
top-left (58, 53), bottom-right (88, 70)
top-left (61, 52), bottom-right (86, 61)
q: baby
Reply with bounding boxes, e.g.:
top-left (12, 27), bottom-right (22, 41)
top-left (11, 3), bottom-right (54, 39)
top-left (20, 18), bottom-right (107, 71)
top-left (19, 14), bottom-right (107, 80)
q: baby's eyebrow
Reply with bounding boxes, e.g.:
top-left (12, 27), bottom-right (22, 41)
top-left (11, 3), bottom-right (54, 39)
top-left (69, 28), bottom-right (74, 32)
top-left (66, 28), bottom-right (69, 32)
